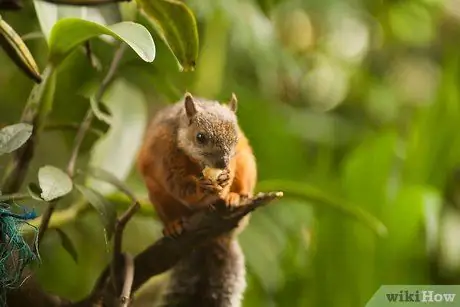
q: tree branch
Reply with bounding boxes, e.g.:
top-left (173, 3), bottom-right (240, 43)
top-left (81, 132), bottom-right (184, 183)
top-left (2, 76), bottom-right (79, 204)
top-left (111, 202), bottom-right (140, 293)
top-left (37, 200), bottom-right (58, 244)
top-left (119, 253), bottom-right (134, 307)
top-left (72, 191), bottom-right (283, 306)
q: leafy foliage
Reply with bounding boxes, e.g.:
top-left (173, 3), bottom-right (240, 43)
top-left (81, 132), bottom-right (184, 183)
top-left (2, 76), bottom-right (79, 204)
top-left (0, 0), bottom-right (459, 306)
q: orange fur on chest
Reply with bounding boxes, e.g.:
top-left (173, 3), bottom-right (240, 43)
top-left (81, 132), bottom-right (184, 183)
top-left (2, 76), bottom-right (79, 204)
top-left (137, 124), bottom-right (257, 227)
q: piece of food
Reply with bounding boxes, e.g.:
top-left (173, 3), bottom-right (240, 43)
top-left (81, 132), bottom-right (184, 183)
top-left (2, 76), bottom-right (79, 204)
top-left (202, 166), bottom-right (223, 181)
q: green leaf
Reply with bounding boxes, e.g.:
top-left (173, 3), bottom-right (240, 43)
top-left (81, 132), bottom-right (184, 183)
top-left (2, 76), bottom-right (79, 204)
top-left (27, 183), bottom-right (44, 201)
top-left (256, 180), bottom-right (387, 236)
top-left (38, 165), bottom-right (73, 201)
top-left (55, 228), bottom-right (78, 263)
top-left (33, 0), bottom-right (122, 41)
top-left (0, 16), bottom-right (42, 83)
top-left (76, 184), bottom-right (116, 240)
top-left (86, 80), bottom-right (147, 196)
top-left (138, 0), bottom-right (198, 71)
top-left (48, 18), bottom-right (156, 66)
top-left (86, 167), bottom-right (136, 201)
top-left (0, 123), bottom-right (33, 155)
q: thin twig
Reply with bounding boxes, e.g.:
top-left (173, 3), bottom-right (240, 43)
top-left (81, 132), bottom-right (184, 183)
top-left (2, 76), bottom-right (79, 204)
top-left (67, 43), bottom-right (127, 177)
top-left (45, 123), bottom-right (104, 137)
top-left (119, 253), bottom-right (134, 307)
top-left (66, 110), bottom-right (94, 177)
top-left (37, 200), bottom-right (58, 244)
top-left (84, 41), bottom-right (102, 71)
top-left (21, 31), bottom-right (45, 41)
top-left (111, 202), bottom-right (140, 293)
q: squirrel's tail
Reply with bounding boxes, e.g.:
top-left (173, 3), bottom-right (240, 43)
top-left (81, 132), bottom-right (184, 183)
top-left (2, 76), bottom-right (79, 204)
top-left (157, 237), bottom-right (246, 307)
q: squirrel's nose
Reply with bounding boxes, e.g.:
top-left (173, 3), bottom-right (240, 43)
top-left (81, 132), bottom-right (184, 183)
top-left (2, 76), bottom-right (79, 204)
top-left (214, 157), bottom-right (229, 169)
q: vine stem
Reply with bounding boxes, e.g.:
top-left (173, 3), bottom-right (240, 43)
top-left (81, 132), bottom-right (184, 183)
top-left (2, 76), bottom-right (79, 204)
top-left (67, 43), bottom-right (127, 177)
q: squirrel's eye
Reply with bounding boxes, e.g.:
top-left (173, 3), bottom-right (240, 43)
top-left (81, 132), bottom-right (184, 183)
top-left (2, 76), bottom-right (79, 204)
top-left (196, 132), bottom-right (207, 144)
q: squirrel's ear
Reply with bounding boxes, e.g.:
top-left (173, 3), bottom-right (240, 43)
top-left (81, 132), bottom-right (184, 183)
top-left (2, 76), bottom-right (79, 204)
top-left (184, 92), bottom-right (197, 119)
top-left (229, 93), bottom-right (238, 113)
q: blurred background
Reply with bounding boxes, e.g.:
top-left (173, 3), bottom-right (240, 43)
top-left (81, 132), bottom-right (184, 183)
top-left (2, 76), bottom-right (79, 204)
top-left (2, 0), bottom-right (460, 306)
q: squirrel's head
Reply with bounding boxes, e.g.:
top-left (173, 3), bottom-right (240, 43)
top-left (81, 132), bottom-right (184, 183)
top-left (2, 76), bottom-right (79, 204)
top-left (177, 92), bottom-right (239, 169)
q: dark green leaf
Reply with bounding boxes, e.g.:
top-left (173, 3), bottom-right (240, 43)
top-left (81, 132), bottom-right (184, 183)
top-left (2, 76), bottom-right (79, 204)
top-left (55, 228), bottom-right (78, 263)
top-left (138, 0), bottom-right (198, 71)
top-left (0, 16), bottom-right (42, 83)
top-left (38, 165), bottom-right (73, 201)
top-left (48, 18), bottom-right (156, 66)
top-left (0, 123), bottom-right (33, 155)
top-left (76, 184), bottom-right (116, 240)
top-left (27, 183), bottom-right (44, 201)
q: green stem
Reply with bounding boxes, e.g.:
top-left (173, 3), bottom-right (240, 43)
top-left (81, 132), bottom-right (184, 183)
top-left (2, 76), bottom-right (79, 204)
top-left (0, 192), bottom-right (31, 202)
top-left (1, 64), bottom-right (56, 194)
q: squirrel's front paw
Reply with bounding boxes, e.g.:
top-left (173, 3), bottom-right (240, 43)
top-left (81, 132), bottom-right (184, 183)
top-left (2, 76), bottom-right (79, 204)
top-left (198, 176), bottom-right (223, 194)
top-left (216, 168), bottom-right (231, 188)
top-left (163, 218), bottom-right (186, 238)
top-left (224, 192), bottom-right (248, 208)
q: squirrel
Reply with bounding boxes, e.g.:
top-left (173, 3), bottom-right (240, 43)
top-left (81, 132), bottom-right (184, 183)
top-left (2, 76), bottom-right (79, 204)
top-left (137, 92), bottom-right (257, 307)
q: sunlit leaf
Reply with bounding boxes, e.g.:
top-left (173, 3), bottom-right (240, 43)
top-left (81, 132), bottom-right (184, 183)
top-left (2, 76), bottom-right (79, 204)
top-left (76, 184), bottom-right (116, 240)
top-left (0, 16), bottom-right (41, 83)
top-left (138, 0), bottom-right (198, 71)
top-left (0, 123), bottom-right (33, 155)
top-left (33, 0), bottom-right (122, 41)
top-left (86, 80), bottom-right (147, 196)
top-left (55, 228), bottom-right (79, 263)
top-left (38, 165), bottom-right (73, 201)
top-left (48, 18), bottom-right (156, 66)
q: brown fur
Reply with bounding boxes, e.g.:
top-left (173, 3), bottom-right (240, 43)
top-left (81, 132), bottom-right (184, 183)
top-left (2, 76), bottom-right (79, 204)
top-left (137, 93), bottom-right (257, 307)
